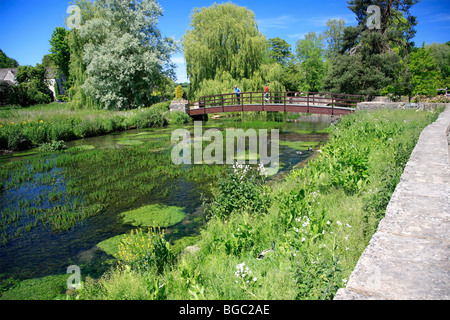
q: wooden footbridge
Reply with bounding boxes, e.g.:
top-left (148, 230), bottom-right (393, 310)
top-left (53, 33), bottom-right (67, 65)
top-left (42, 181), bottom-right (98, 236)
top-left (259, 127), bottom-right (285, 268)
top-left (188, 91), bottom-right (364, 117)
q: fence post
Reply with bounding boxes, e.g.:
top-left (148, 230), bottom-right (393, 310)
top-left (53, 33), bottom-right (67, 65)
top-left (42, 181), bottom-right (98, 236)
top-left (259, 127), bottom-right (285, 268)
top-left (307, 92), bottom-right (310, 113)
top-left (331, 94), bottom-right (334, 115)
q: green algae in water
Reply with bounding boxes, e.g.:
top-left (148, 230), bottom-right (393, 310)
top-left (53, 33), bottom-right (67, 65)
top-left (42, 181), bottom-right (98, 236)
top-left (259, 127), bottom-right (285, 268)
top-left (116, 139), bottom-right (144, 146)
top-left (120, 204), bottom-right (186, 228)
top-left (97, 234), bottom-right (124, 259)
top-left (279, 140), bottom-right (320, 150)
top-left (171, 235), bottom-right (201, 255)
top-left (0, 274), bottom-right (70, 300)
top-left (234, 151), bottom-right (260, 161)
top-left (69, 145), bottom-right (95, 152)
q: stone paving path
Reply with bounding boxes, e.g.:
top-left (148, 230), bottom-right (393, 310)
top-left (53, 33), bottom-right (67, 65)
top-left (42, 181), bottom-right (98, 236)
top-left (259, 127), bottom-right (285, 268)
top-left (334, 105), bottom-right (450, 300)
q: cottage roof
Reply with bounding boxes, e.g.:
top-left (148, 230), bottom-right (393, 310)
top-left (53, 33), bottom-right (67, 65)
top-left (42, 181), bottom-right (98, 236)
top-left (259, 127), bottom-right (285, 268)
top-left (0, 68), bottom-right (17, 81)
top-left (0, 67), bottom-right (58, 83)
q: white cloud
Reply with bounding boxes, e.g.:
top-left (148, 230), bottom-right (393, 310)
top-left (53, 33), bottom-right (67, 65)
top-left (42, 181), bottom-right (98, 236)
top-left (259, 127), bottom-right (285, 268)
top-left (257, 15), bottom-right (295, 30)
top-left (288, 32), bottom-right (307, 39)
top-left (425, 13), bottom-right (450, 23)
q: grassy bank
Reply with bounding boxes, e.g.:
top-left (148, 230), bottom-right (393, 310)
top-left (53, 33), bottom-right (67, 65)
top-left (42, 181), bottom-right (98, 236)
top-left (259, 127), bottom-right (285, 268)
top-left (0, 107), bottom-right (442, 300)
top-left (0, 101), bottom-right (191, 151)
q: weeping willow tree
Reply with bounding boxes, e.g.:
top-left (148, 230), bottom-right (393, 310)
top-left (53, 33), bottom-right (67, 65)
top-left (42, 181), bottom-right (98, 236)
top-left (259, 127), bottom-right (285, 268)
top-left (68, 28), bottom-right (99, 109)
top-left (66, 1), bottom-right (98, 109)
top-left (183, 2), bottom-right (283, 99)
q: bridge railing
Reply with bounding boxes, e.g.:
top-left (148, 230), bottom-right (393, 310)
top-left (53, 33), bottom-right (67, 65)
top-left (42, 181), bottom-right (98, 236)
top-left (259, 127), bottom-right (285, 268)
top-left (189, 91), bottom-right (364, 110)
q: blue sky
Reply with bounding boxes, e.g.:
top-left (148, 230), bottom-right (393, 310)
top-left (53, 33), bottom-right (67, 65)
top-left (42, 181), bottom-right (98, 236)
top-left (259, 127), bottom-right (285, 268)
top-left (1, 0), bottom-right (449, 83)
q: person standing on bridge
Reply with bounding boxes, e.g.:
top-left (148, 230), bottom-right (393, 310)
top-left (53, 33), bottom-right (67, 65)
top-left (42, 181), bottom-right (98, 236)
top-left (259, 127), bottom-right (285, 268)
top-left (234, 85), bottom-right (241, 104)
top-left (264, 84), bottom-right (269, 103)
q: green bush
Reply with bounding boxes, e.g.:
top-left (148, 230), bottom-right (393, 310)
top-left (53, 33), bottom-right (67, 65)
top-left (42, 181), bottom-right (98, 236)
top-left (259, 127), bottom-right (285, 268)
top-left (130, 108), bottom-right (167, 129)
top-left (116, 228), bottom-right (176, 275)
top-left (38, 140), bottom-right (67, 153)
top-left (50, 122), bottom-right (75, 141)
top-left (167, 110), bottom-right (191, 125)
top-left (15, 65), bottom-right (54, 107)
top-left (206, 163), bottom-right (270, 218)
top-left (0, 81), bottom-right (17, 106)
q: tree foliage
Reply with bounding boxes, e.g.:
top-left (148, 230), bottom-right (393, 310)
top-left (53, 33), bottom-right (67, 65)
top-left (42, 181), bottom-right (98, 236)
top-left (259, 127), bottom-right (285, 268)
top-left (324, 49), bottom-right (402, 97)
top-left (408, 44), bottom-right (449, 96)
top-left (266, 37), bottom-right (293, 67)
top-left (322, 0), bottom-right (419, 98)
top-left (49, 27), bottom-right (71, 80)
top-left (183, 2), bottom-right (268, 98)
top-left (15, 65), bottom-right (54, 107)
top-left (322, 19), bottom-right (346, 58)
top-left (175, 85), bottom-right (184, 100)
top-left (67, 0), bottom-right (176, 110)
top-left (347, 0), bottom-right (418, 46)
top-left (296, 32), bottom-right (326, 92)
top-left (0, 49), bottom-right (19, 68)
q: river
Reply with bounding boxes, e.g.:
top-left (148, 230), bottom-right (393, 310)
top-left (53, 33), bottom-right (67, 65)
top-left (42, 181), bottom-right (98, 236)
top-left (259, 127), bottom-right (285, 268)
top-left (0, 115), bottom-right (332, 283)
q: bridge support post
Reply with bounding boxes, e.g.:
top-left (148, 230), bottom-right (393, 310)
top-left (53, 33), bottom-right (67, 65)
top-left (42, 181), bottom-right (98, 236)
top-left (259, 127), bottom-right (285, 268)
top-left (169, 99), bottom-right (189, 115)
top-left (332, 95), bottom-right (334, 116)
top-left (307, 93), bottom-right (310, 113)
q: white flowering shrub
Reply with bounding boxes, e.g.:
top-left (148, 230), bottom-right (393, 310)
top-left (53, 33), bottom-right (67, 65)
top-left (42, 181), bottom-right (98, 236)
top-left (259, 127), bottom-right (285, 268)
top-left (77, 0), bottom-right (176, 110)
top-left (234, 262), bottom-right (259, 296)
top-left (206, 162), bottom-right (270, 218)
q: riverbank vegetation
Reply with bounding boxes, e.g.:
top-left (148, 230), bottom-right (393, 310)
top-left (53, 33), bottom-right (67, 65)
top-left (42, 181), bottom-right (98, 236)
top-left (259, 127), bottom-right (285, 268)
top-left (1, 107), bottom-right (439, 300)
top-left (72, 108), bottom-right (442, 300)
top-left (0, 101), bottom-right (192, 151)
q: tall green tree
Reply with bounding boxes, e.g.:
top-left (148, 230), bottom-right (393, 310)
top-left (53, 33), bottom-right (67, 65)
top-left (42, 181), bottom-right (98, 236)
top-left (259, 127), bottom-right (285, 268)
top-left (427, 42), bottom-right (450, 83)
top-left (0, 49), bottom-right (19, 68)
top-left (49, 27), bottom-right (71, 80)
top-left (266, 37), bottom-right (293, 67)
top-left (265, 37), bottom-right (301, 92)
top-left (322, 18), bottom-right (346, 58)
top-left (296, 32), bottom-right (326, 92)
top-left (408, 46), bottom-right (442, 96)
top-left (183, 2), bottom-right (267, 98)
top-left (347, 0), bottom-right (418, 48)
top-left (67, 0), bottom-right (176, 110)
top-left (324, 0), bottom-right (418, 98)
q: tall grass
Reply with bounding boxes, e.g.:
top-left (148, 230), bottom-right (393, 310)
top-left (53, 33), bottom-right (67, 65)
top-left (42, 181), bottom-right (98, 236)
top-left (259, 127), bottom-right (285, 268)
top-left (0, 101), bottom-right (190, 151)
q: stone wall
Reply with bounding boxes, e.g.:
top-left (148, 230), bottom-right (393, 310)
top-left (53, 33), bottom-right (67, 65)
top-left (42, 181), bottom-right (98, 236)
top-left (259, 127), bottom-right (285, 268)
top-left (356, 101), bottom-right (447, 111)
top-left (334, 105), bottom-right (450, 300)
top-left (169, 99), bottom-right (189, 114)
